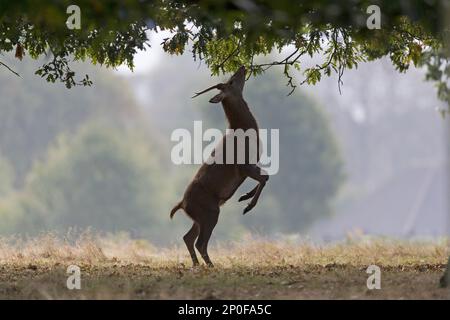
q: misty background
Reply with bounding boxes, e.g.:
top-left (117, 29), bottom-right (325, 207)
top-left (0, 31), bottom-right (447, 245)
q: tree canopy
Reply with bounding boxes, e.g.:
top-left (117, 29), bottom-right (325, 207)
top-left (0, 1), bottom-right (448, 107)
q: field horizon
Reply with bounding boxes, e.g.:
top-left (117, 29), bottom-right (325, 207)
top-left (0, 233), bottom-right (448, 299)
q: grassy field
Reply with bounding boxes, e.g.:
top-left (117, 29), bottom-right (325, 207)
top-left (0, 233), bottom-right (449, 299)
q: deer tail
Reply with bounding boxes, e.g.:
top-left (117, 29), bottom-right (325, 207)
top-left (170, 201), bottom-right (182, 219)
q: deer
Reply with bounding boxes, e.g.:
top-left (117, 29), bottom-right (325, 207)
top-left (169, 66), bottom-right (269, 267)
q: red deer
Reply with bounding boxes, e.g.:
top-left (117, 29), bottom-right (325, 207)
top-left (170, 66), bottom-right (269, 267)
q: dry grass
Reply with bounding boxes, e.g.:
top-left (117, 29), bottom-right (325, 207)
top-left (0, 233), bottom-right (449, 299)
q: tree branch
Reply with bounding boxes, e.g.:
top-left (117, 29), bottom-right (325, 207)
top-left (214, 39), bottom-right (242, 73)
top-left (0, 61), bottom-right (20, 77)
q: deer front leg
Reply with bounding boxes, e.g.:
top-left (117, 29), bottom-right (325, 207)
top-left (238, 184), bottom-right (258, 202)
top-left (239, 165), bottom-right (269, 215)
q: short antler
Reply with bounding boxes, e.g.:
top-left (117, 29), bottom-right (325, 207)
top-left (191, 84), bottom-right (223, 98)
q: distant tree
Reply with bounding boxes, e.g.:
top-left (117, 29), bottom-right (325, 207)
top-left (11, 123), bottom-right (165, 238)
top-left (0, 58), bottom-right (139, 185)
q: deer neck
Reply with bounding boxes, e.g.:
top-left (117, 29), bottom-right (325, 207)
top-left (221, 96), bottom-right (258, 131)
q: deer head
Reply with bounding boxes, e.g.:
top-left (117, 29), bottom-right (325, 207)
top-left (192, 66), bottom-right (246, 103)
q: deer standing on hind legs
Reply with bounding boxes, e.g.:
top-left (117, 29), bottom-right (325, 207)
top-left (170, 66), bottom-right (269, 267)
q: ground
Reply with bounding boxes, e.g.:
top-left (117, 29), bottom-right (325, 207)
top-left (0, 234), bottom-right (449, 299)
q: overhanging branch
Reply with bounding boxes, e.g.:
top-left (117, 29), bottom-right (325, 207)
top-left (0, 61), bottom-right (20, 77)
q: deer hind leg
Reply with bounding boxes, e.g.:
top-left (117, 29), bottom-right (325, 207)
top-left (195, 208), bottom-right (219, 267)
top-left (183, 222), bottom-right (200, 266)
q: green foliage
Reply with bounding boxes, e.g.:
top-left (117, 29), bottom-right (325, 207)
top-left (13, 123), bottom-right (164, 237)
top-left (0, 1), bottom-right (448, 108)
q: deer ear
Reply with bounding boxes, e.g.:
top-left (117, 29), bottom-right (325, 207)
top-left (209, 92), bottom-right (225, 103)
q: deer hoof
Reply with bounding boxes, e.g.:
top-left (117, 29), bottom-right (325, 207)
top-left (243, 205), bottom-right (253, 215)
top-left (238, 194), bottom-right (250, 202)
